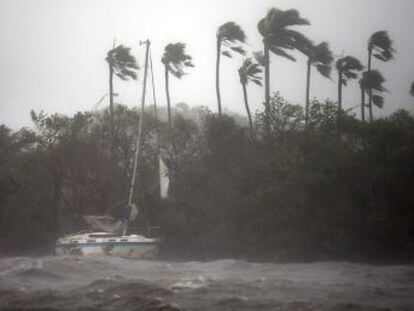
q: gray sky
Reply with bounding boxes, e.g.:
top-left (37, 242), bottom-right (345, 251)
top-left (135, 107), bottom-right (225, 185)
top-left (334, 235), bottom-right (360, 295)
top-left (1, 0), bottom-right (413, 129)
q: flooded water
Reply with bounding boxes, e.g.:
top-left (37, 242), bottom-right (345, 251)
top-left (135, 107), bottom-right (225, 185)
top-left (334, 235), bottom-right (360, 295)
top-left (0, 256), bottom-right (413, 310)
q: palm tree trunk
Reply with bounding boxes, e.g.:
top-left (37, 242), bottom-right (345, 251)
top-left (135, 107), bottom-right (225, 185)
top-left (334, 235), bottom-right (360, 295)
top-left (361, 86), bottom-right (365, 122)
top-left (337, 73), bottom-right (342, 111)
top-left (165, 65), bottom-right (172, 128)
top-left (109, 63), bottom-right (114, 140)
top-left (215, 39), bottom-right (222, 117)
top-left (242, 82), bottom-right (254, 140)
top-left (264, 40), bottom-right (270, 134)
top-left (368, 49), bottom-right (373, 122)
top-left (305, 59), bottom-right (311, 125)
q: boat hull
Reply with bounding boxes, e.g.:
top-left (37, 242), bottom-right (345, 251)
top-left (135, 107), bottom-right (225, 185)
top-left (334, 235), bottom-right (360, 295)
top-left (55, 232), bottom-right (159, 259)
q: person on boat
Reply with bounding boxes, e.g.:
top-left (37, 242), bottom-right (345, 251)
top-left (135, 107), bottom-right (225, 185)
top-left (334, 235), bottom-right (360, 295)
top-left (120, 203), bottom-right (138, 235)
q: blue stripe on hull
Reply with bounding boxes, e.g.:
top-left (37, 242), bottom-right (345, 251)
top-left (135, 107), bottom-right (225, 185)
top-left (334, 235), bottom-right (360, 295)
top-left (55, 241), bottom-right (158, 248)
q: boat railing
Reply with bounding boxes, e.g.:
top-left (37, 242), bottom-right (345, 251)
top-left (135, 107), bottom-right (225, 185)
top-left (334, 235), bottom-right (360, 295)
top-left (128, 226), bottom-right (162, 238)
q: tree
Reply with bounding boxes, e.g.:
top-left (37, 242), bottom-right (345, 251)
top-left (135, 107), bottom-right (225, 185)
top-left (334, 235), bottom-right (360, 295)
top-left (360, 70), bottom-right (386, 122)
top-left (216, 22), bottom-right (246, 116)
top-left (336, 56), bottom-right (364, 110)
top-left (238, 58), bottom-right (263, 139)
top-left (106, 45), bottom-right (139, 136)
top-left (257, 8), bottom-right (310, 130)
top-left (301, 41), bottom-right (333, 125)
top-left (161, 43), bottom-right (194, 128)
top-left (410, 82), bottom-right (414, 97)
top-left (367, 31), bottom-right (394, 121)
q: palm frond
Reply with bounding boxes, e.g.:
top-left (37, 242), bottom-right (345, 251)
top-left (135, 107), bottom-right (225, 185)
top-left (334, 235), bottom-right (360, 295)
top-left (230, 46), bottom-right (246, 55)
top-left (258, 7), bottom-right (310, 62)
top-left (106, 45), bottom-right (139, 80)
top-left (162, 42), bottom-right (194, 79)
top-left (360, 70), bottom-right (386, 92)
top-left (238, 58), bottom-right (263, 86)
top-left (369, 30), bottom-right (395, 62)
top-left (217, 22), bottom-right (246, 43)
top-left (222, 51), bottom-right (232, 58)
top-left (336, 55), bottom-right (363, 85)
top-left (372, 95), bottom-right (384, 108)
top-left (410, 82), bottom-right (414, 97)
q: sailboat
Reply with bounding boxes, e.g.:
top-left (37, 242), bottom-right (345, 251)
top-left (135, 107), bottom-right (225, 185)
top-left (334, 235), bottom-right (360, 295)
top-left (55, 40), bottom-right (167, 259)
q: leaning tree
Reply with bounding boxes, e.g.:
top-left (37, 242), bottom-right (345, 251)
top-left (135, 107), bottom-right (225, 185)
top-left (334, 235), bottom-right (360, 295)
top-left (257, 8), bottom-right (310, 130)
top-left (335, 55), bottom-right (364, 111)
top-left (301, 41), bottom-right (333, 125)
top-left (106, 45), bottom-right (139, 135)
top-left (161, 42), bottom-right (194, 127)
top-left (366, 31), bottom-right (395, 121)
top-left (359, 70), bottom-right (386, 122)
top-left (238, 58), bottom-right (263, 139)
top-left (216, 22), bottom-right (246, 116)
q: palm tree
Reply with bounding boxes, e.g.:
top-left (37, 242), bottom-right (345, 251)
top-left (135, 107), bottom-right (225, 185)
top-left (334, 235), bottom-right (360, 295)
top-left (257, 8), bottom-right (310, 128)
top-left (161, 42), bottom-right (194, 127)
top-left (359, 70), bottom-right (386, 122)
top-left (238, 58), bottom-right (263, 139)
top-left (410, 82), bottom-right (414, 97)
top-left (106, 45), bottom-right (139, 135)
top-left (301, 41), bottom-right (333, 124)
top-left (216, 22), bottom-right (246, 116)
top-left (367, 31), bottom-right (394, 121)
top-left (336, 56), bottom-right (363, 111)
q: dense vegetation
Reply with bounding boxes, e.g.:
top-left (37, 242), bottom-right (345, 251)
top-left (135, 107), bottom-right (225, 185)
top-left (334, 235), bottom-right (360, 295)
top-left (1, 96), bottom-right (413, 262)
top-left (1, 6), bottom-right (413, 261)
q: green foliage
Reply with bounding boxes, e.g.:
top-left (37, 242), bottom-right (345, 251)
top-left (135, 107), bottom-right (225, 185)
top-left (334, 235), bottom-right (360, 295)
top-left (368, 31), bottom-right (395, 62)
top-left (360, 70), bottom-right (387, 109)
top-left (336, 56), bottom-right (364, 86)
top-left (162, 42), bottom-right (194, 79)
top-left (217, 21), bottom-right (246, 57)
top-left (1, 96), bottom-right (414, 262)
top-left (106, 45), bottom-right (139, 80)
top-left (257, 8), bottom-right (310, 62)
top-left (238, 58), bottom-right (263, 86)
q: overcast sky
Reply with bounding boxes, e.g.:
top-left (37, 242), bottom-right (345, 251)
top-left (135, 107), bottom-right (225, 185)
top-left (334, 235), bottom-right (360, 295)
top-left (1, 0), bottom-right (413, 129)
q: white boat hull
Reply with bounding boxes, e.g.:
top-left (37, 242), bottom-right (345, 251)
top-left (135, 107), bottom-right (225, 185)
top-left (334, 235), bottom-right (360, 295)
top-left (55, 232), bottom-right (159, 259)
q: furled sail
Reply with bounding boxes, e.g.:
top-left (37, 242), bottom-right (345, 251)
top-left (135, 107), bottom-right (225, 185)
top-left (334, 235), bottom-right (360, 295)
top-left (159, 156), bottom-right (169, 199)
top-left (82, 215), bottom-right (122, 233)
top-left (83, 203), bottom-right (138, 234)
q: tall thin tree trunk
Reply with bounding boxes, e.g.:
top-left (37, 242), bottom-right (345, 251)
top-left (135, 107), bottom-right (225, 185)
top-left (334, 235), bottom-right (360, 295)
top-left (360, 86), bottom-right (366, 122)
top-left (368, 49), bottom-right (373, 122)
top-left (215, 39), bottom-right (222, 117)
top-left (165, 65), bottom-right (172, 128)
top-left (264, 40), bottom-right (270, 134)
top-left (305, 59), bottom-right (311, 125)
top-left (109, 63), bottom-right (114, 142)
top-left (242, 82), bottom-right (254, 140)
top-left (337, 73), bottom-right (343, 111)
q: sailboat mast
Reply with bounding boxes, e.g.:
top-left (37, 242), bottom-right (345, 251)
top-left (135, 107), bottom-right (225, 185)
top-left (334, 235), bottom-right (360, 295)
top-left (128, 39), bottom-right (151, 206)
top-left (149, 50), bottom-right (161, 204)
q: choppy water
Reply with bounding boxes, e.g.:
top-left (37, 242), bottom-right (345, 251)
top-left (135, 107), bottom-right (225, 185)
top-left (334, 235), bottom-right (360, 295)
top-left (0, 256), bottom-right (413, 310)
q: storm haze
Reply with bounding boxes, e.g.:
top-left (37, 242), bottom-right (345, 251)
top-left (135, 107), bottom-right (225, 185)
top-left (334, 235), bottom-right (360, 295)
top-left (1, 0), bottom-right (413, 128)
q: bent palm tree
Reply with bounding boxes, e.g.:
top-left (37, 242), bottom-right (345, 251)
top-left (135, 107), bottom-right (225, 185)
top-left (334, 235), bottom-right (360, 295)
top-left (106, 45), bottom-right (139, 135)
top-left (257, 8), bottom-right (310, 129)
top-left (162, 42), bottom-right (194, 127)
top-left (301, 41), bottom-right (333, 125)
top-left (238, 58), bottom-right (263, 139)
top-left (336, 56), bottom-right (363, 110)
top-left (410, 82), bottom-right (414, 97)
top-left (360, 70), bottom-right (386, 122)
top-left (216, 22), bottom-right (246, 116)
top-left (367, 31), bottom-right (394, 121)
